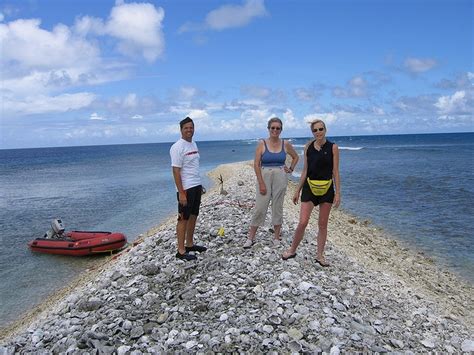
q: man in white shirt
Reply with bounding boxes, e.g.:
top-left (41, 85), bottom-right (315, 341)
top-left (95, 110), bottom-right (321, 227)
top-left (170, 117), bottom-right (207, 261)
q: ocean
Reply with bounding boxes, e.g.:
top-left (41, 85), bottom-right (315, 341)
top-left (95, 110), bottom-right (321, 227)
top-left (0, 132), bottom-right (473, 329)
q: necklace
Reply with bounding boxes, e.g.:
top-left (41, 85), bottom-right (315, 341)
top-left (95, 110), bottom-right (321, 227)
top-left (314, 139), bottom-right (326, 151)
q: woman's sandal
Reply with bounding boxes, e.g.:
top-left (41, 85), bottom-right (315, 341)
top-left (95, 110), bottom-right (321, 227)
top-left (282, 251), bottom-right (297, 260)
top-left (315, 258), bottom-right (330, 267)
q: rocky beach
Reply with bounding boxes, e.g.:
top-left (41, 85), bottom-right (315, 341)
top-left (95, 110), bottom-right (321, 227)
top-left (1, 161), bottom-right (473, 354)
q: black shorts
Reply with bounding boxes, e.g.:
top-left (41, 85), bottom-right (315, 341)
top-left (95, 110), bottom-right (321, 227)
top-left (301, 181), bottom-right (334, 206)
top-left (177, 185), bottom-right (202, 220)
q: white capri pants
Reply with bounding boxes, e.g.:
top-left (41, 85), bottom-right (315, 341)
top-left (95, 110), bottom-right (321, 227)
top-left (250, 166), bottom-right (288, 227)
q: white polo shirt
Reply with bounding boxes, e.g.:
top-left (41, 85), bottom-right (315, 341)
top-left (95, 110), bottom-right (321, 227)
top-left (170, 138), bottom-right (201, 190)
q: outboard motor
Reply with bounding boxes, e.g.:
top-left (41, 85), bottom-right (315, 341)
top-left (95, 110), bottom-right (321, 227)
top-left (44, 218), bottom-right (66, 238)
top-left (52, 219), bottom-right (65, 235)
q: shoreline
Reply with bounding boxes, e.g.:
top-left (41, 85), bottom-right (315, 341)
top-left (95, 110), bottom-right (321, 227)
top-left (0, 215), bottom-right (179, 342)
top-left (0, 164), bottom-right (230, 341)
top-left (1, 161), bottom-right (472, 353)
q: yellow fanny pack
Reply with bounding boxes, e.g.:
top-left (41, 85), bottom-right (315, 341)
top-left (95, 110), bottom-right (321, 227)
top-left (307, 178), bottom-right (332, 196)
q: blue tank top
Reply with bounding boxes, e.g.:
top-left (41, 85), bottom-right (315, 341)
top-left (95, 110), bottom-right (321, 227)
top-left (261, 139), bottom-right (286, 167)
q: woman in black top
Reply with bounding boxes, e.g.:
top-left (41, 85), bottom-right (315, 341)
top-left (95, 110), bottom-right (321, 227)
top-left (282, 119), bottom-right (341, 266)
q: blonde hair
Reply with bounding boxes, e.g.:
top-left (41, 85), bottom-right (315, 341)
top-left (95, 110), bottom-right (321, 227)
top-left (310, 119), bottom-right (326, 131)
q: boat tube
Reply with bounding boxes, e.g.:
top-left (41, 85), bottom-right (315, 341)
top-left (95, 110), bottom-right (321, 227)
top-left (28, 219), bottom-right (127, 256)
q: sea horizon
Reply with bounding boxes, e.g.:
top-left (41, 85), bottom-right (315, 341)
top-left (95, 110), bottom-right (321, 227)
top-left (2, 130), bottom-right (473, 151)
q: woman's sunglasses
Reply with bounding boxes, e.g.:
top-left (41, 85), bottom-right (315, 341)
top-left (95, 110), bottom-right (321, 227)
top-left (312, 127), bottom-right (324, 132)
top-left (270, 127), bottom-right (282, 131)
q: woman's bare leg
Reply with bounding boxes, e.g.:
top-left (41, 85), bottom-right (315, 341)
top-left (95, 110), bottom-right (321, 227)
top-left (316, 202), bottom-right (332, 262)
top-left (283, 202), bottom-right (314, 257)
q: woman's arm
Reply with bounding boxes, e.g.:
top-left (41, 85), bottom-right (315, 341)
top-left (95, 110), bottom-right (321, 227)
top-left (254, 140), bottom-right (266, 195)
top-left (284, 140), bottom-right (300, 173)
top-left (332, 143), bottom-right (341, 208)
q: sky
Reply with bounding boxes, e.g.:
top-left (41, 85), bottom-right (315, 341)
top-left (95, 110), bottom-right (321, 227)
top-left (0, 0), bottom-right (472, 149)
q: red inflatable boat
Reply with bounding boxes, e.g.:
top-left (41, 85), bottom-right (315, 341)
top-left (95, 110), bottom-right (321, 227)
top-left (28, 231), bottom-right (127, 256)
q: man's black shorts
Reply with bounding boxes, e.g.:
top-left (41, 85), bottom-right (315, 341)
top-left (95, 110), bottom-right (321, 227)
top-left (177, 185), bottom-right (202, 220)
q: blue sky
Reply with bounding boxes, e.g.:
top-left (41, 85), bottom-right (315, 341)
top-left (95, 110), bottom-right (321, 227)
top-left (1, 0), bottom-right (472, 148)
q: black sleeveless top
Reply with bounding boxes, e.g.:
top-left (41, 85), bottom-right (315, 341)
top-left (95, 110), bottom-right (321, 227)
top-left (306, 140), bottom-right (334, 180)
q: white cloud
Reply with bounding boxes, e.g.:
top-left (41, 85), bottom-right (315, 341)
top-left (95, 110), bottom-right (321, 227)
top-left (294, 88), bottom-right (314, 101)
top-left (0, 2), bottom-right (162, 119)
top-left (404, 57), bottom-right (437, 73)
top-left (169, 105), bottom-right (190, 115)
top-left (3, 92), bottom-right (95, 115)
top-left (177, 22), bottom-right (204, 34)
top-left (74, 16), bottom-right (106, 36)
top-left (178, 86), bottom-right (200, 100)
top-left (241, 108), bottom-right (270, 123)
top-left (434, 90), bottom-right (469, 115)
top-left (0, 19), bottom-right (100, 69)
top-left (349, 76), bottom-right (367, 97)
top-left (134, 127), bottom-right (148, 136)
top-left (187, 109), bottom-right (209, 120)
top-left (131, 114), bottom-right (143, 119)
top-left (97, 93), bottom-right (159, 117)
top-left (372, 106), bottom-right (385, 115)
top-left (161, 107), bottom-right (212, 134)
top-left (166, 102), bottom-right (309, 136)
top-left (123, 93), bottom-right (138, 108)
top-left (219, 118), bottom-right (247, 130)
top-left (167, 86), bottom-right (208, 102)
top-left (241, 85), bottom-right (271, 98)
top-left (105, 2), bottom-right (165, 62)
top-left (64, 125), bottom-right (150, 140)
top-left (179, 0), bottom-right (267, 33)
top-left (1, 71), bottom-right (54, 96)
top-left (1, 67), bottom-right (127, 97)
top-left (74, 2), bottom-right (165, 62)
top-left (241, 85), bottom-right (286, 104)
top-left (162, 124), bottom-right (181, 135)
top-left (197, 107), bottom-right (271, 134)
top-left (294, 87), bottom-right (322, 102)
top-left (333, 76), bottom-right (368, 98)
top-left (435, 72), bottom-right (473, 90)
top-left (282, 109), bottom-right (303, 129)
top-left (225, 117), bottom-right (264, 132)
top-left (90, 112), bottom-right (105, 120)
top-left (160, 101), bottom-right (305, 137)
top-left (205, 0), bottom-right (268, 30)
top-left (303, 113), bottom-right (338, 125)
top-left (393, 94), bottom-right (437, 114)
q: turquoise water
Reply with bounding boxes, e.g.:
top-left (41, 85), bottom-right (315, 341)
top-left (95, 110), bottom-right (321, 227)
top-left (0, 133), bottom-right (473, 329)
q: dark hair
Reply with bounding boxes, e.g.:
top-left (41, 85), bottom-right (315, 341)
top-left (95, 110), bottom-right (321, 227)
top-left (267, 117), bottom-right (283, 130)
top-left (180, 116), bottom-right (194, 129)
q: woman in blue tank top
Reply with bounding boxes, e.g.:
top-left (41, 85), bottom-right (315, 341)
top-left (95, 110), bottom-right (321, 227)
top-left (282, 119), bottom-right (341, 266)
top-left (244, 117), bottom-right (299, 248)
